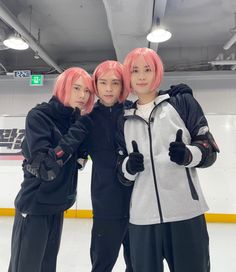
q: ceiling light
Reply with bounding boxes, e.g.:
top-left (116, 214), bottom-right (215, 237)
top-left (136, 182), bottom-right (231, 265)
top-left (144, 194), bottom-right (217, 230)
top-left (3, 34), bottom-right (29, 50)
top-left (147, 27), bottom-right (172, 43)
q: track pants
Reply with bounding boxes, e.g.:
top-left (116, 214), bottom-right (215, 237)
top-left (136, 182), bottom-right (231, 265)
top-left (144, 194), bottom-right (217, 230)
top-left (90, 218), bottom-right (133, 272)
top-left (129, 214), bottom-right (210, 272)
top-left (8, 211), bottom-right (64, 272)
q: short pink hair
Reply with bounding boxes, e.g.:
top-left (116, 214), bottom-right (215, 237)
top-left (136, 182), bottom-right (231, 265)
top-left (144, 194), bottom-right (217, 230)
top-left (92, 60), bottom-right (129, 103)
top-left (123, 47), bottom-right (164, 93)
top-left (53, 67), bottom-right (95, 113)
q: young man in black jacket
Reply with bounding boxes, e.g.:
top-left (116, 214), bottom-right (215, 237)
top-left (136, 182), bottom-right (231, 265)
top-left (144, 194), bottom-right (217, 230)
top-left (8, 67), bottom-right (94, 272)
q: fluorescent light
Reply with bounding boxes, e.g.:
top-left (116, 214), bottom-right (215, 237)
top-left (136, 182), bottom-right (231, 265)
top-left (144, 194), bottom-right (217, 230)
top-left (3, 35), bottom-right (29, 50)
top-left (147, 28), bottom-right (172, 43)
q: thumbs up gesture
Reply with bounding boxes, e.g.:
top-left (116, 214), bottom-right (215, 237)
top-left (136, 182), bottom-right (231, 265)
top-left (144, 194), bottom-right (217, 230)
top-left (126, 140), bottom-right (144, 175)
top-left (169, 129), bottom-right (192, 166)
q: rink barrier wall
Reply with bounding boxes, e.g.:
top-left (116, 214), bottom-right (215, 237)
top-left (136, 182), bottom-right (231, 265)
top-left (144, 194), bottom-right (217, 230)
top-left (1, 208), bottom-right (236, 223)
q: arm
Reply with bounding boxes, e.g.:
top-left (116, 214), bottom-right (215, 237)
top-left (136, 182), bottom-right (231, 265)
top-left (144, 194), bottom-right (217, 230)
top-left (57, 116), bottom-right (92, 155)
top-left (23, 109), bottom-right (61, 180)
top-left (169, 93), bottom-right (219, 168)
top-left (159, 83), bottom-right (193, 97)
top-left (25, 112), bottom-right (91, 181)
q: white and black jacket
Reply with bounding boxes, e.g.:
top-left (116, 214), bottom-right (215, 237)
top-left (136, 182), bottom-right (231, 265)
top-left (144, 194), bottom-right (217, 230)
top-left (117, 92), bottom-right (219, 225)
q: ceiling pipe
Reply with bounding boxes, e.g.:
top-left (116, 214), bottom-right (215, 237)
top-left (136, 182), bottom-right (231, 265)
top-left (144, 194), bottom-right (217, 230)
top-left (223, 33), bottom-right (236, 50)
top-left (0, 1), bottom-right (62, 73)
top-left (209, 60), bottom-right (236, 65)
top-left (148, 0), bottom-right (167, 52)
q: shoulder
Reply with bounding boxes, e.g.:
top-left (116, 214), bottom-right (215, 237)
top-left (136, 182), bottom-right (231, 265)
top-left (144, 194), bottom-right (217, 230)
top-left (160, 83), bottom-right (193, 97)
top-left (26, 102), bottom-right (52, 125)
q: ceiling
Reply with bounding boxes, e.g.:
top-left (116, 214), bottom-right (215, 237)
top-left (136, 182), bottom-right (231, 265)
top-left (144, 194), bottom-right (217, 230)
top-left (1, 0), bottom-right (236, 75)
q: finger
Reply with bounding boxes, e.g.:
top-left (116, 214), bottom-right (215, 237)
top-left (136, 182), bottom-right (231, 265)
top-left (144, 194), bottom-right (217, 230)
top-left (132, 140), bottom-right (139, 153)
top-left (175, 129), bottom-right (183, 143)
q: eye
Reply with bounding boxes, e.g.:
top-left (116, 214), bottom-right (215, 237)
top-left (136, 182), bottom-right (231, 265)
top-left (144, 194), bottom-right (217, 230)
top-left (131, 69), bottom-right (138, 73)
top-left (85, 89), bottom-right (90, 93)
top-left (145, 68), bottom-right (152, 72)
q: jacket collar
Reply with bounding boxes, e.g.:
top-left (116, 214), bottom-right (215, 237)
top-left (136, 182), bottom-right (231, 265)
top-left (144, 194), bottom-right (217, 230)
top-left (124, 93), bottom-right (170, 117)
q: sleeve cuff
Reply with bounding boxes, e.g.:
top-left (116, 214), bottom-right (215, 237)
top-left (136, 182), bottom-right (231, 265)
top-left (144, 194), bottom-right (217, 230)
top-left (122, 157), bottom-right (138, 181)
top-left (186, 145), bottom-right (202, 167)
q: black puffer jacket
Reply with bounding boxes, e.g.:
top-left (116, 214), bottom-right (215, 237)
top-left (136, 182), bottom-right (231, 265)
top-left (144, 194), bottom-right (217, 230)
top-left (15, 96), bottom-right (79, 215)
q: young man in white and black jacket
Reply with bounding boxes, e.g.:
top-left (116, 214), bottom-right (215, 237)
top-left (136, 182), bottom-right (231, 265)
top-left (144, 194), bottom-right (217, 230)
top-left (116, 48), bottom-right (220, 272)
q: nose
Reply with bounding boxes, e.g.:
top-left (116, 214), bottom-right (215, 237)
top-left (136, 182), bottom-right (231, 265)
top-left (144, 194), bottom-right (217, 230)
top-left (138, 71), bottom-right (145, 80)
top-left (78, 90), bottom-right (86, 99)
top-left (106, 83), bottom-right (112, 92)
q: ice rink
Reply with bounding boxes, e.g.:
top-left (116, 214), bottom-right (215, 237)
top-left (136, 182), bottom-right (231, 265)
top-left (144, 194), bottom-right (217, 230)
top-left (1, 216), bottom-right (236, 272)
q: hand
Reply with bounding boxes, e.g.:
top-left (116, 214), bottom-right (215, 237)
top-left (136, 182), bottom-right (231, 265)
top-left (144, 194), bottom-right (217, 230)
top-left (169, 129), bottom-right (192, 165)
top-left (126, 141), bottom-right (144, 175)
top-left (39, 155), bottom-right (61, 181)
top-left (167, 84), bottom-right (193, 97)
top-left (25, 149), bottom-right (63, 181)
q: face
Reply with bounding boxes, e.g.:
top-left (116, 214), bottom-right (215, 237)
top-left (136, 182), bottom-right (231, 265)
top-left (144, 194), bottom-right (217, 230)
top-left (130, 55), bottom-right (155, 95)
top-left (97, 70), bottom-right (122, 107)
top-left (68, 76), bottom-right (90, 109)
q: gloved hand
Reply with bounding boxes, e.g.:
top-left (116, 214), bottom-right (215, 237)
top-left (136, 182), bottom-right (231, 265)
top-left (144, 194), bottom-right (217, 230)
top-left (169, 129), bottom-right (192, 166)
top-left (39, 153), bottom-right (61, 181)
top-left (166, 83), bottom-right (193, 97)
top-left (126, 141), bottom-right (144, 175)
top-left (25, 151), bottom-right (61, 181)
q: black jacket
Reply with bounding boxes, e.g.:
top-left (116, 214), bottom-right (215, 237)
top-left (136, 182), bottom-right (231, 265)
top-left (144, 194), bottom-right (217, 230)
top-left (60, 100), bottom-right (133, 219)
top-left (15, 96), bottom-right (79, 215)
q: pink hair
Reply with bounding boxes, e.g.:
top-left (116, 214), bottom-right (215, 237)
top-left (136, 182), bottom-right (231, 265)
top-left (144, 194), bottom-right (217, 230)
top-left (53, 67), bottom-right (95, 113)
top-left (123, 47), bottom-right (164, 93)
top-left (92, 60), bottom-right (129, 102)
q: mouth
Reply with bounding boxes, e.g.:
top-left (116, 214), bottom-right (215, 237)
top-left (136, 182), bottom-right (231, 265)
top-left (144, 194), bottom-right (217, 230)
top-left (104, 95), bottom-right (114, 98)
top-left (76, 101), bottom-right (85, 106)
top-left (136, 83), bottom-right (148, 86)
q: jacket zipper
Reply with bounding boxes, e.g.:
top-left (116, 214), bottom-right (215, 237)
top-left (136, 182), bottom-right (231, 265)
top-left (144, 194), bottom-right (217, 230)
top-left (147, 122), bottom-right (163, 223)
top-left (126, 113), bottom-right (164, 223)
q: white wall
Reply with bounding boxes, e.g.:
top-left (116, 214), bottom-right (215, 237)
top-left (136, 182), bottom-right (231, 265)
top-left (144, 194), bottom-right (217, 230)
top-left (0, 71), bottom-right (236, 213)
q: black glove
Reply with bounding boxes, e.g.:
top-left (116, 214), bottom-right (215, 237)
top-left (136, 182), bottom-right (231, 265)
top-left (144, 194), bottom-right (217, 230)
top-left (39, 153), bottom-right (61, 181)
top-left (169, 129), bottom-right (192, 166)
top-left (165, 83), bottom-right (193, 97)
top-left (25, 151), bottom-right (61, 181)
top-left (126, 141), bottom-right (144, 175)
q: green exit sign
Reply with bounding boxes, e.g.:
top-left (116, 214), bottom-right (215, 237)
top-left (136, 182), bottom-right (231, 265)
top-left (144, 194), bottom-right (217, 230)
top-left (30, 74), bottom-right (44, 86)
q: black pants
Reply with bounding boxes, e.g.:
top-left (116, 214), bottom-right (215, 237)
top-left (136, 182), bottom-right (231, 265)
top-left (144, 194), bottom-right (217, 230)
top-left (8, 211), bottom-right (64, 272)
top-left (90, 218), bottom-right (133, 272)
top-left (129, 215), bottom-right (210, 272)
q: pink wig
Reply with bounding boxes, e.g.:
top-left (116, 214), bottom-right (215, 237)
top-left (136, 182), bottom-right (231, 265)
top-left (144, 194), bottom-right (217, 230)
top-left (53, 67), bottom-right (95, 113)
top-left (92, 60), bottom-right (129, 102)
top-left (123, 47), bottom-right (164, 93)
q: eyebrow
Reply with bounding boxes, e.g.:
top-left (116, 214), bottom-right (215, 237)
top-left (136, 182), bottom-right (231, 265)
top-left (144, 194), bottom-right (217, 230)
top-left (98, 79), bottom-right (121, 82)
top-left (132, 65), bottom-right (151, 68)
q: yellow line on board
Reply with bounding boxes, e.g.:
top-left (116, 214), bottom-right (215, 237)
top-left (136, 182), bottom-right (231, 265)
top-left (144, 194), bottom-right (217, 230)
top-left (0, 208), bottom-right (93, 218)
top-left (1, 208), bottom-right (236, 223)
